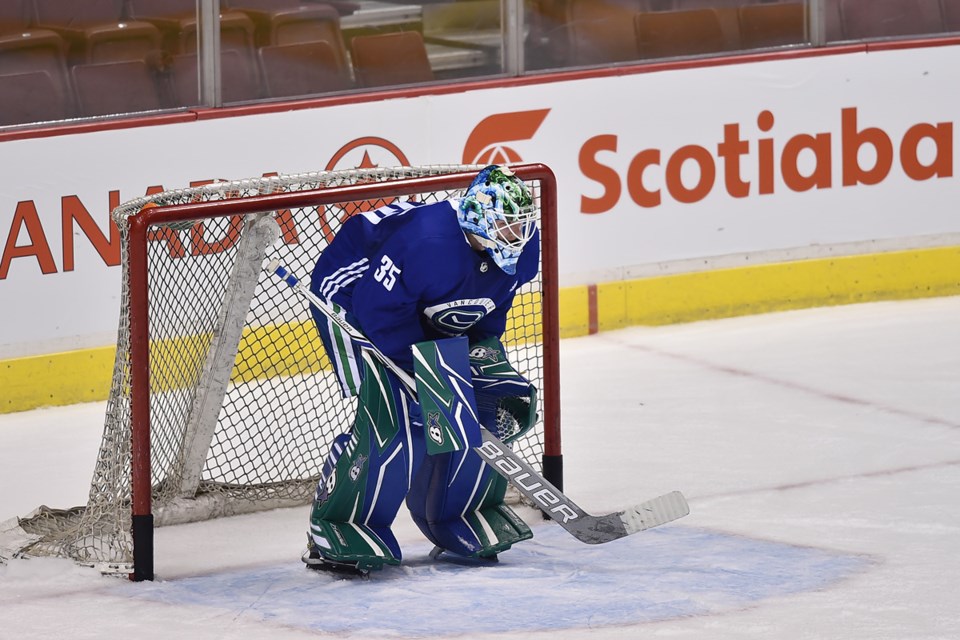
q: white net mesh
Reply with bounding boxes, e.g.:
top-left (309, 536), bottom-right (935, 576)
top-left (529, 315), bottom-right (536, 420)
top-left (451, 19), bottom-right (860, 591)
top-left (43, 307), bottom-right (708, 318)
top-left (6, 165), bottom-right (551, 573)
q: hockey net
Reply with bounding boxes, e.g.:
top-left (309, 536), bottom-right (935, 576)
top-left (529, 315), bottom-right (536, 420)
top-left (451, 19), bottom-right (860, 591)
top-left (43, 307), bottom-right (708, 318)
top-left (0, 164), bottom-right (559, 578)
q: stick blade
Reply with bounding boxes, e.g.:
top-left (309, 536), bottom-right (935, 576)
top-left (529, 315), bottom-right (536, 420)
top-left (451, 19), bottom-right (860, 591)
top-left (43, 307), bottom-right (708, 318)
top-left (619, 490), bottom-right (690, 535)
top-left (564, 491), bottom-right (689, 545)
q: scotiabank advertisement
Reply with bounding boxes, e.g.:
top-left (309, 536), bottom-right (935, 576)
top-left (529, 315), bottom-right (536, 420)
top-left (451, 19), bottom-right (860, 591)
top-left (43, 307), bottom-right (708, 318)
top-left (1, 45), bottom-right (958, 357)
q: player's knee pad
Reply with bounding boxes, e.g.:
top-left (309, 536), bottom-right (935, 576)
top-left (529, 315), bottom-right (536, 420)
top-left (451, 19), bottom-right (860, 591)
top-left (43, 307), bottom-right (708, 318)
top-left (309, 428), bottom-right (406, 565)
top-left (406, 448), bottom-right (532, 558)
top-left (308, 355), bottom-right (425, 565)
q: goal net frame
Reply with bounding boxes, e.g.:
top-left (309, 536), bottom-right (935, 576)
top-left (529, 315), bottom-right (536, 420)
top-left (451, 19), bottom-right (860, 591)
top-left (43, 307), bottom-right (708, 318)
top-left (0, 163), bottom-right (560, 581)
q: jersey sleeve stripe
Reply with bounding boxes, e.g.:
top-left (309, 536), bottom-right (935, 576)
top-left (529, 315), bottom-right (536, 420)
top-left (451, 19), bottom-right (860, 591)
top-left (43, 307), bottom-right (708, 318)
top-left (360, 200), bottom-right (418, 224)
top-left (319, 258), bottom-right (369, 300)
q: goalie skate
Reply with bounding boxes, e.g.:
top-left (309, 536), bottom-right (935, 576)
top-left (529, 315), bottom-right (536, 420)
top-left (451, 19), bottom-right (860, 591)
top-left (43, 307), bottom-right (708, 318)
top-left (428, 545), bottom-right (499, 566)
top-left (301, 549), bottom-right (372, 578)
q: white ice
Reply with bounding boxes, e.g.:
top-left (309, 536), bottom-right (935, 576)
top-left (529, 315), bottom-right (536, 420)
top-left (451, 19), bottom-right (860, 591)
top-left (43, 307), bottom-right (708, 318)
top-left (1, 296), bottom-right (958, 639)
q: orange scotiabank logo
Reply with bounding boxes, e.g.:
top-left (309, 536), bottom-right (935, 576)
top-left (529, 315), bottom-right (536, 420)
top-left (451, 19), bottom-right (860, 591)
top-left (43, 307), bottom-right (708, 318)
top-left (462, 109), bottom-right (551, 164)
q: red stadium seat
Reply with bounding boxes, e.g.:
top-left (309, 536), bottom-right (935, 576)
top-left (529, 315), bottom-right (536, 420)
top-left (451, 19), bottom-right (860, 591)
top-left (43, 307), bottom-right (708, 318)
top-left (0, 0), bottom-right (34, 35)
top-left (175, 10), bottom-right (261, 100)
top-left (71, 59), bottom-right (163, 116)
top-left (32, 0), bottom-right (163, 64)
top-left (350, 31), bottom-right (434, 88)
top-left (228, 1), bottom-right (348, 73)
top-left (0, 29), bottom-right (73, 115)
top-left (634, 8), bottom-right (727, 58)
top-left (565, 0), bottom-right (644, 66)
top-left (738, 3), bottom-right (807, 48)
top-left (0, 70), bottom-right (71, 125)
top-left (33, 0), bottom-right (123, 29)
top-left (839, 0), bottom-right (944, 39)
top-left (170, 49), bottom-right (263, 105)
top-left (177, 10), bottom-right (257, 57)
top-left (259, 41), bottom-right (350, 98)
top-left (82, 21), bottom-right (162, 64)
top-left (941, 0), bottom-right (960, 30)
top-left (127, 0), bottom-right (202, 54)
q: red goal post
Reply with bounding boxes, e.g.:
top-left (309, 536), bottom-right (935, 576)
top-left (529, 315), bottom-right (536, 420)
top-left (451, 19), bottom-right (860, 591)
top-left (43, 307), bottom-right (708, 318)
top-left (1, 164), bottom-right (560, 581)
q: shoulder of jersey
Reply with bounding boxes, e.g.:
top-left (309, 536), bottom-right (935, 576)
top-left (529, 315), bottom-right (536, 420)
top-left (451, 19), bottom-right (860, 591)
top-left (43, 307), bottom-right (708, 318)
top-left (407, 200), bottom-right (463, 240)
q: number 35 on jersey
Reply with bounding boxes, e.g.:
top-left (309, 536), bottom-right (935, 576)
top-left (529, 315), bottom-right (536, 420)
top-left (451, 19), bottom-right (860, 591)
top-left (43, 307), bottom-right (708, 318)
top-left (374, 255), bottom-right (401, 291)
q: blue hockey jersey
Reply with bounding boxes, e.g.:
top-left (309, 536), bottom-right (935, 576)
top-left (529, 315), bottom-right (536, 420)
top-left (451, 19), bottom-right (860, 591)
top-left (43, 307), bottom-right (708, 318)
top-left (310, 199), bottom-right (540, 371)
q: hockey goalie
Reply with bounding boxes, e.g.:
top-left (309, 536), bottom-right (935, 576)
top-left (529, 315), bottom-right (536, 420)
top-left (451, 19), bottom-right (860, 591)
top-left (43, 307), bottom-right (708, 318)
top-left (301, 165), bottom-right (541, 575)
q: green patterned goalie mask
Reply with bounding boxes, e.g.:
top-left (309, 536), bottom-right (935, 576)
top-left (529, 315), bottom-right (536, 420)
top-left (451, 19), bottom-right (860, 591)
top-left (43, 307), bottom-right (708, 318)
top-left (457, 165), bottom-right (537, 275)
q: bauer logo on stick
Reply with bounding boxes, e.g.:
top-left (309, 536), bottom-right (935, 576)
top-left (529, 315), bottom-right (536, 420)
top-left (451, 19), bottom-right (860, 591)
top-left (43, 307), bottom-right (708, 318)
top-left (477, 440), bottom-right (579, 524)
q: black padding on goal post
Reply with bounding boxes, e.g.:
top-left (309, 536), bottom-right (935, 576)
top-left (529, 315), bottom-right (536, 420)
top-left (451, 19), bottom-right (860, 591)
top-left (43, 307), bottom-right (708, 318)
top-left (540, 454), bottom-right (564, 521)
top-left (131, 514), bottom-right (155, 581)
top-left (542, 454), bottom-right (564, 492)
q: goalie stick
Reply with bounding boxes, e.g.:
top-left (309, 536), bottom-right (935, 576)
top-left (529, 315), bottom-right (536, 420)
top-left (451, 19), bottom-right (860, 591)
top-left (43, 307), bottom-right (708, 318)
top-left (266, 260), bottom-right (689, 544)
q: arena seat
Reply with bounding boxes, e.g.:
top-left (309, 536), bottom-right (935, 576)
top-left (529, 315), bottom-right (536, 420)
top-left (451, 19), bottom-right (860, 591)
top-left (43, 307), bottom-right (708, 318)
top-left (82, 21), bottom-right (163, 64)
top-left (170, 48), bottom-right (263, 105)
top-left (32, 0), bottom-right (163, 64)
top-left (71, 59), bottom-right (162, 116)
top-left (258, 40), bottom-right (350, 98)
top-left (227, 0), bottom-right (347, 69)
top-left (350, 31), bottom-right (434, 88)
top-left (32, 0), bottom-right (123, 30)
top-left (265, 5), bottom-right (344, 51)
top-left (822, 1), bottom-right (845, 41)
top-left (127, 0), bottom-right (205, 55)
top-left (738, 2), bottom-right (807, 48)
top-left (565, 0), bottom-right (644, 66)
top-left (525, 0), bottom-right (569, 69)
top-left (0, 70), bottom-right (71, 125)
top-left (175, 10), bottom-right (261, 100)
top-left (941, 0), bottom-right (960, 30)
top-left (177, 9), bottom-right (257, 57)
top-left (634, 8), bottom-right (727, 58)
top-left (0, 0), bottom-right (34, 35)
top-left (259, 7), bottom-right (347, 76)
top-left (839, 0), bottom-right (944, 39)
top-left (0, 29), bottom-right (73, 115)
top-left (225, 0), bottom-right (301, 13)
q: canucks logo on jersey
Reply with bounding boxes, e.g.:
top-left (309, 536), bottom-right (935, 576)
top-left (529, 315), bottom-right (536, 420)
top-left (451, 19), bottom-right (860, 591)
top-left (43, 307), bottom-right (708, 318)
top-left (423, 298), bottom-right (496, 335)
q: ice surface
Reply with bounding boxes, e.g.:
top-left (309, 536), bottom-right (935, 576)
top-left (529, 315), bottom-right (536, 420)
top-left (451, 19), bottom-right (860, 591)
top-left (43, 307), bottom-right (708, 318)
top-left (2, 297), bottom-right (958, 639)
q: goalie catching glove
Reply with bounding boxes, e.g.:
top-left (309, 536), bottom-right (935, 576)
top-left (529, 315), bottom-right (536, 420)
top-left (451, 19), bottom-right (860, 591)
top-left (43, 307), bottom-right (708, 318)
top-left (468, 336), bottom-right (537, 444)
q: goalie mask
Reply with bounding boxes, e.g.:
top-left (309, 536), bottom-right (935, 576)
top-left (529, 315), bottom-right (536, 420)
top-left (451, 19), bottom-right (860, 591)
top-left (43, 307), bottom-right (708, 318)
top-left (457, 165), bottom-right (537, 275)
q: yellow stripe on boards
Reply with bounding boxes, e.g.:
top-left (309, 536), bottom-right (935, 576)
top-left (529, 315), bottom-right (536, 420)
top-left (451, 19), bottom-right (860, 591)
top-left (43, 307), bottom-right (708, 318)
top-left (589, 245), bottom-right (960, 333)
top-left (1, 346), bottom-right (116, 412)
top-left (2, 245), bottom-right (958, 413)
top-left (192, 240), bottom-right (960, 354)
top-left (146, 320), bottom-right (330, 393)
top-left (557, 285), bottom-right (591, 339)
top-left (1, 321), bottom-right (330, 413)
